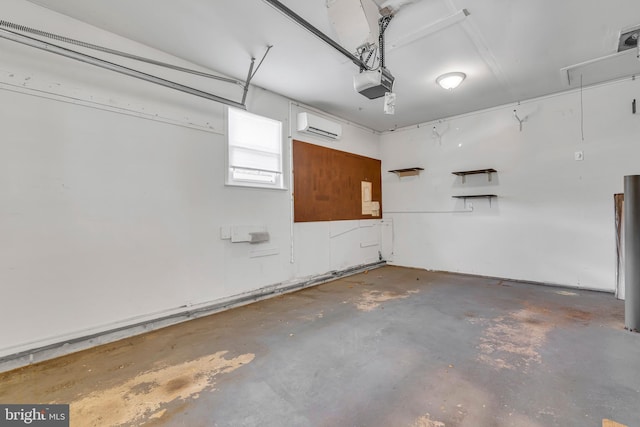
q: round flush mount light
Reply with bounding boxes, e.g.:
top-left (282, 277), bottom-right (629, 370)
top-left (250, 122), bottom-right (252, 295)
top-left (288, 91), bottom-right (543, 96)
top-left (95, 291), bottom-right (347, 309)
top-left (436, 72), bottom-right (466, 90)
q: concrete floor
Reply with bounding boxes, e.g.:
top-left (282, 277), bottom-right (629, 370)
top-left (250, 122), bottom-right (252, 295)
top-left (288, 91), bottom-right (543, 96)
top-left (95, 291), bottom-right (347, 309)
top-left (1, 266), bottom-right (638, 427)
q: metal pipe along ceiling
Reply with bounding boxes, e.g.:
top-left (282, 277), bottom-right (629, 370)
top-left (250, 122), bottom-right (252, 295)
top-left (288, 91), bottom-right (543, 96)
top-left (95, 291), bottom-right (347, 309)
top-left (0, 20), bottom-right (245, 86)
top-left (0, 26), bottom-right (247, 110)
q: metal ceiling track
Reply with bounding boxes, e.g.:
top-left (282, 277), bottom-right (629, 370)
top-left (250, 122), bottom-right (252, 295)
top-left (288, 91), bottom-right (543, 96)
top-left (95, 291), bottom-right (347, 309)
top-left (262, 0), bottom-right (369, 71)
top-left (0, 20), bottom-right (271, 110)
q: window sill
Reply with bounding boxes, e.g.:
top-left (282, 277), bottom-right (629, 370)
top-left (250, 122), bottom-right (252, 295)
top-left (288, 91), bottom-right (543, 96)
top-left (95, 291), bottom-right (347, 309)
top-left (225, 181), bottom-right (289, 191)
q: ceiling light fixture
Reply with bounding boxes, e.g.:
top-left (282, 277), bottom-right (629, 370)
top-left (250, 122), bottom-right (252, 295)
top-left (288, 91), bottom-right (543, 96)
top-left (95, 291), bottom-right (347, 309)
top-left (436, 72), bottom-right (466, 90)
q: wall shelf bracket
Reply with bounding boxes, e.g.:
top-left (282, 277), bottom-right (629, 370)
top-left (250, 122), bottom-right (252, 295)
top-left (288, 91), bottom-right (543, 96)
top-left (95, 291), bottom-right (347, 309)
top-left (452, 194), bottom-right (498, 207)
top-left (452, 168), bottom-right (497, 183)
top-left (389, 167), bottom-right (424, 178)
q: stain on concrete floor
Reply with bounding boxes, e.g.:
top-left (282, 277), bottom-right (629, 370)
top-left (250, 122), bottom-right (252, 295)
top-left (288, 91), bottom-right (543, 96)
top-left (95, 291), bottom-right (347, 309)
top-left (355, 288), bottom-right (420, 312)
top-left (67, 351), bottom-right (253, 426)
top-left (475, 295), bottom-right (623, 372)
top-left (602, 419), bottom-right (628, 427)
top-left (476, 307), bottom-right (552, 371)
top-left (412, 413), bottom-right (446, 427)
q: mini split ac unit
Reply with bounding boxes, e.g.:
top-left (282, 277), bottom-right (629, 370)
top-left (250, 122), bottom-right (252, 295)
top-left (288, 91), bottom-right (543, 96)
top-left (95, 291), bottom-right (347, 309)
top-left (297, 112), bottom-right (342, 140)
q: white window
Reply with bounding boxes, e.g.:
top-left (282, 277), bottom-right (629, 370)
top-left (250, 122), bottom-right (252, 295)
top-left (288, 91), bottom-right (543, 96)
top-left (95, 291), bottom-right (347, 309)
top-left (227, 108), bottom-right (284, 189)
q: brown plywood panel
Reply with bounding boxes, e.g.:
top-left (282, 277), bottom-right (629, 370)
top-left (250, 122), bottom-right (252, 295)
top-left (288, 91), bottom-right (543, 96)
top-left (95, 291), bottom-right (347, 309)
top-left (293, 140), bottom-right (382, 222)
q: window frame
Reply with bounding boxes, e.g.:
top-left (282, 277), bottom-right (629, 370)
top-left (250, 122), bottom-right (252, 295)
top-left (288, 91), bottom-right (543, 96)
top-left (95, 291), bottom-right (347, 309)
top-left (225, 107), bottom-right (285, 190)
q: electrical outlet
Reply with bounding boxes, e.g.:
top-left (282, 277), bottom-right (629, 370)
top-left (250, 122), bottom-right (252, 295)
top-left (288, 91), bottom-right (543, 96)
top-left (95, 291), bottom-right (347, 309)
top-left (574, 151), bottom-right (584, 161)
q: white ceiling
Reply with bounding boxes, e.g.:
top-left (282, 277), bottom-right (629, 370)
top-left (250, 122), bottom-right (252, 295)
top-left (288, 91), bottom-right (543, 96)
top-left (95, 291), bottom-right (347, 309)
top-left (23, 0), bottom-right (640, 131)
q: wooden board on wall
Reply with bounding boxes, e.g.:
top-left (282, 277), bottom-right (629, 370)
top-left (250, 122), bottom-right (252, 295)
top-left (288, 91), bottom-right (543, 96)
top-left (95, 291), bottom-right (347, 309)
top-left (293, 140), bottom-right (382, 222)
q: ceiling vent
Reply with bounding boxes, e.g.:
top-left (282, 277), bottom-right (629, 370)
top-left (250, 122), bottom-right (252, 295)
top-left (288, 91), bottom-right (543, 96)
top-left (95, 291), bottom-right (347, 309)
top-left (297, 112), bottom-right (342, 140)
top-left (618, 25), bottom-right (640, 52)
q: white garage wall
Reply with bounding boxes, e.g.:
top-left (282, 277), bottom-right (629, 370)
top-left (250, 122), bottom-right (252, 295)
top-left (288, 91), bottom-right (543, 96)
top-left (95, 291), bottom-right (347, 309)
top-left (0, 0), bottom-right (382, 359)
top-left (381, 77), bottom-right (640, 291)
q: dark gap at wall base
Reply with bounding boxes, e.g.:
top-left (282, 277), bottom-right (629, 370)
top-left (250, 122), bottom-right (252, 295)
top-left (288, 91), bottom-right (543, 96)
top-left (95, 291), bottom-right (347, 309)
top-left (0, 261), bottom-right (386, 372)
top-left (395, 265), bottom-right (615, 294)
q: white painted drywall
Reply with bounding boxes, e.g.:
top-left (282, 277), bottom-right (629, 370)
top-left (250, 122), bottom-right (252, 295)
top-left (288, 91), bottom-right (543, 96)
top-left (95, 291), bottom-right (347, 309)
top-left (381, 78), bottom-right (640, 291)
top-left (0, 0), bottom-right (382, 358)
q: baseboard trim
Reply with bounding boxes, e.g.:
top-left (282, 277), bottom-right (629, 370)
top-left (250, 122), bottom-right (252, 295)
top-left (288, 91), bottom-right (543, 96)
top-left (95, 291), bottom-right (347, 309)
top-left (387, 262), bottom-right (615, 294)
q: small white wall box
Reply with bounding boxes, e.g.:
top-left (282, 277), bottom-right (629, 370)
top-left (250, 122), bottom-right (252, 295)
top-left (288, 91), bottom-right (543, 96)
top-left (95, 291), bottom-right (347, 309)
top-left (248, 231), bottom-right (270, 244)
top-left (231, 226), bottom-right (269, 243)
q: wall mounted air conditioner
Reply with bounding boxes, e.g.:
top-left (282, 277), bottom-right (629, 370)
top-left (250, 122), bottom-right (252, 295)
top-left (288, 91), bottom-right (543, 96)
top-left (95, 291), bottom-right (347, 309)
top-left (297, 112), bottom-right (342, 140)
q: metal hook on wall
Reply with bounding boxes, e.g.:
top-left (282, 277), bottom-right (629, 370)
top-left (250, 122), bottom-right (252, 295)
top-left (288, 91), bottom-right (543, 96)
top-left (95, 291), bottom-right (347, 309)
top-left (513, 109), bottom-right (525, 132)
top-left (432, 126), bottom-right (442, 144)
